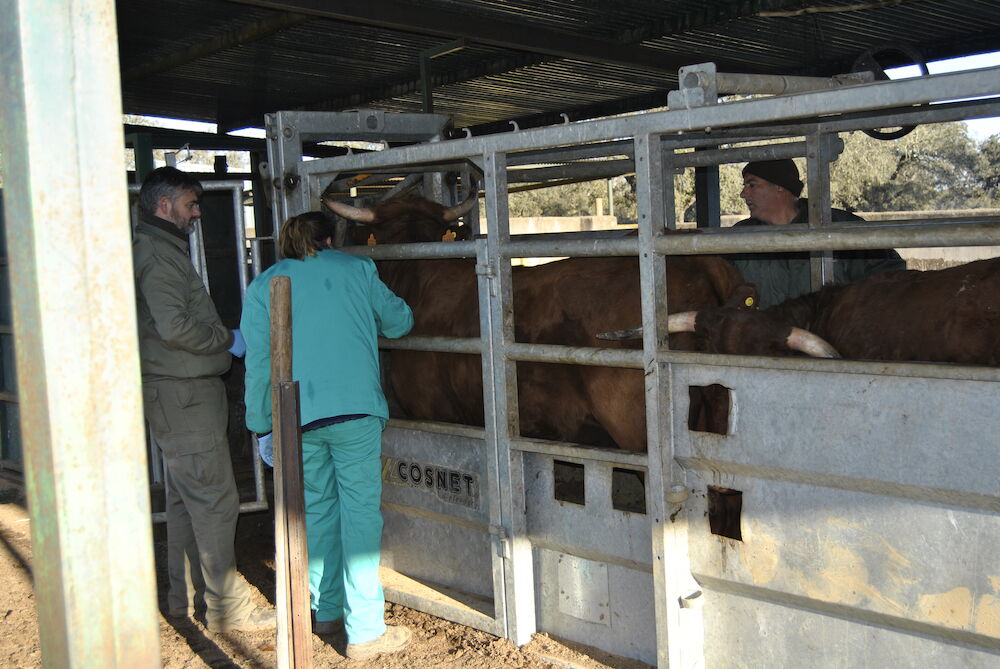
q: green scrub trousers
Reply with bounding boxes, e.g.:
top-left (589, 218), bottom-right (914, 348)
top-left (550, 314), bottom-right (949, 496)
top-left (302, 416), bottom-right (387, 645)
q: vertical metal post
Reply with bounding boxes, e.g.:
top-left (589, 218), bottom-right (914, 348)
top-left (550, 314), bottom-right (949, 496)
top-left (266, 111), bottom-right (309, 227)
top-left (128, 132), bottom-right (155, 182)
top-left (634, 134), bottom-right (705, 669)
top-left (420, 55), bottom-right (434, 114)
top-left (0, 1), bottom-right (160, 667)
top-left (806, 132), bottom-right (835, 289)
top-left (693, 151), bottom-right (721, 229)
top-left (481, 151), bottom-right (536, 645)
top-left (230, 185), bottom-right (250, 298)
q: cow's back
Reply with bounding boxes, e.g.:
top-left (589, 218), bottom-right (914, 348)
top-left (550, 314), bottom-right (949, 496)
top-left (813, 257), bottom-right (1000, 364)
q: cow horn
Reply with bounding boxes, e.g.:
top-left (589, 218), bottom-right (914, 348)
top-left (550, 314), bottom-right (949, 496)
top-left (443, 192), bottom-right (478, 222)
top-left (323, 198), bottom-right (376, 223)
top-left (596, 326), bottom-right (642, 341)
top-left (667, 312), bottom-right (697, 333)
top-left (596, 312), bottom-right (697, 340)
top-left (786, 327), bottom-right (841, 358)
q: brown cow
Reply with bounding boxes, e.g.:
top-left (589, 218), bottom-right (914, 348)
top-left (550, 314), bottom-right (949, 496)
top-left (325, 194), bottom-right (749, 451)
top-left (675, 258), bottom-right (1000, 365)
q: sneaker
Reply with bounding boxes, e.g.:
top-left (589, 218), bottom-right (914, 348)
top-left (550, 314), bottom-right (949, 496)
top-left (207, 606), bottom-right (277, 633)
top-left (345, 625), bottom-right (411, 659)
top-left (313, 618), bottom-right (344, 635)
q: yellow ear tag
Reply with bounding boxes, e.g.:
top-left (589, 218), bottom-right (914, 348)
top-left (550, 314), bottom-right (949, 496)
top-left (442, 230), bottom-right (457, 242)
top-left (744, 296), bottom-right (755, 308)
top-left (367, 233), bottom-right (377, 246)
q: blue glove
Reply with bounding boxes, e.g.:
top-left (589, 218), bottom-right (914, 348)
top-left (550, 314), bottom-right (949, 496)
top-left (228, 329), bottom-right (246, 357)
top-left (256, 433), bottom-right (273, 467)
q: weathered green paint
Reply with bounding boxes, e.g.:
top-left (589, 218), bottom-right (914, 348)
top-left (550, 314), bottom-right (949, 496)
top-left (0, 1), bottom-right (160, 666)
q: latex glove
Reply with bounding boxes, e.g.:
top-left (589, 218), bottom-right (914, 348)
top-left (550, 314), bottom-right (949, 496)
top-left (256, 433), bottom-right (273, 467)
top-left (228, 329), bottom-right (246, 357)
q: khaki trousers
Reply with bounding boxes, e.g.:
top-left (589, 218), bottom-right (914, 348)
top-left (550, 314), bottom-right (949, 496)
top-left (143, 376), bottom-right (254, 624)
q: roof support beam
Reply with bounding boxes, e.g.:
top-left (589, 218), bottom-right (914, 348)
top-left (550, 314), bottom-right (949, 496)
top-left (123, 11), bottom-right (313, 81)
top-left (226, 0), bottom-right (750, 73)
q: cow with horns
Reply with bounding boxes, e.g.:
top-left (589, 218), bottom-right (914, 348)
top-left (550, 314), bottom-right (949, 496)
top-left (324, 192), bottom-right (752, 451)
top-left (664, 257), bottom-right (1000, 365)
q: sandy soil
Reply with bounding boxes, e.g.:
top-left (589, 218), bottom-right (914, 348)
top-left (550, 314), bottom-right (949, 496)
top-left (0, 481), bottom-right (650, 669)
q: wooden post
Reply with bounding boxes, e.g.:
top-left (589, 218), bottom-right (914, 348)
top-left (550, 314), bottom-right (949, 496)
top-left (270, 276), bottom-right (313, 669)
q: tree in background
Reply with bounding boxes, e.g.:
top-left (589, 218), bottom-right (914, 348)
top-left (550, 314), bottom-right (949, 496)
top-left (503, 122), bottom-right (998, 222)
top-left (982, 134), bottom-right (1000, 201)
top-left (831, 123), bottom-right (994, 212)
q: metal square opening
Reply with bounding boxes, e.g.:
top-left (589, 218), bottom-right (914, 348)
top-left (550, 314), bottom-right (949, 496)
top-left (553, 460), bottom-right (585, 506)
top-left (707, 485), bottom-right (743, 541)
top-left (611, 468), bottom-right (646, 514)
top-left (688, 384), bottom-right (732, 435)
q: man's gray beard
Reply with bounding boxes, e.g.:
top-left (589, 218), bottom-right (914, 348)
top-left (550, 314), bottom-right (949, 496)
top-left (180, 218), bottom-right (198, 235)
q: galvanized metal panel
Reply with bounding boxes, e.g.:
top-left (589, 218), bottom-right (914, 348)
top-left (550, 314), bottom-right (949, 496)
top-left (380, 423), bottom-right (494, 599)
top-left (672, 364), bottom-right (1000, 666)
top-left (535, 546), bottom-right (659, 664)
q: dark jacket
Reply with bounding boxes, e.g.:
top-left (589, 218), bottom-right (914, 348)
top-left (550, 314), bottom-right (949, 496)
top-left (133, 211), bottom-right (234, 380)
top-left (729, 199), bottom-right (905, 308)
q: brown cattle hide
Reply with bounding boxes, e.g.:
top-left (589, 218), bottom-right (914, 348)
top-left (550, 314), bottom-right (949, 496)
top-left (694, 257), bottom-right (1000, 365)
top-left (329, 195), bottom-right (747, 451)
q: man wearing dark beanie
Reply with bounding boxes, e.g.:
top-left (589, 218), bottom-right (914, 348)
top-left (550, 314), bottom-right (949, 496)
top-left (730, 158), bottom-right (904, 307)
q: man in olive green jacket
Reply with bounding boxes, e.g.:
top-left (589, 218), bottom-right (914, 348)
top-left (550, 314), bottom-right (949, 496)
top-left (730, 159), bottom-right (905, 308)
top-left (133, 167), bottom-right (274, 633)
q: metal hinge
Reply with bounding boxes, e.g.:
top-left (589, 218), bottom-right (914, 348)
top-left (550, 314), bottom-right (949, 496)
top-left (489, 524), bottom-right (510, 559)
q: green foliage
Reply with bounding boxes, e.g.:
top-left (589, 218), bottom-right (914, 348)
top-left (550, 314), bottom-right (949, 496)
top-left (981, 134), bottom-right (1000, 200)
top-left (830, 123), bottom-right (993, 212)
top-left (504, 122), bottom-right (999, 221)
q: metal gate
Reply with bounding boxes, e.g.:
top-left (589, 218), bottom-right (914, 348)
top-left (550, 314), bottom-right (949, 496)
top-left (264, 66), bottom-right (1000, 667)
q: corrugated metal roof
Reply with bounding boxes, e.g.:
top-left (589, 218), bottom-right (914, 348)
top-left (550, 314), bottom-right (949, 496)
top-left (116, 0), bottom-right (1000, 136)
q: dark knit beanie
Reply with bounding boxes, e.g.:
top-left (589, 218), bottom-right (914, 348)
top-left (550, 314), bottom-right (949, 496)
top-left (742, 159), bottom-right (803, 197)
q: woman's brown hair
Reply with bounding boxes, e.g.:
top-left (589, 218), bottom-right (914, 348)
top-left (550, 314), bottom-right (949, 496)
top-left (278, 212), bottom-right (337, 260)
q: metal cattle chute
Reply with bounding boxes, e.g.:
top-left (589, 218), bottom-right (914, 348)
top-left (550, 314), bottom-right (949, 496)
top-left (264, 66), bottom-right (1000, 668)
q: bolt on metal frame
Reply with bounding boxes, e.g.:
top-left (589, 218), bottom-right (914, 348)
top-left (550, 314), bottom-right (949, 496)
top-left (267, 65), bottom-right (1000, 666)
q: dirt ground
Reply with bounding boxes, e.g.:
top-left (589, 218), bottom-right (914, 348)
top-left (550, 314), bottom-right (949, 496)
top-left (0, 480), bottom-right (651, 669)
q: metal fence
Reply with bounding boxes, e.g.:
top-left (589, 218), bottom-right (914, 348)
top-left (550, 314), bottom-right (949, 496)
top-left (264, 66), bottom-right (1000, 667)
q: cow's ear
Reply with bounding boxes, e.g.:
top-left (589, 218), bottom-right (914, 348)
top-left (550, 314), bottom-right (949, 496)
top-left (450, 224), bottom-right (471, 241)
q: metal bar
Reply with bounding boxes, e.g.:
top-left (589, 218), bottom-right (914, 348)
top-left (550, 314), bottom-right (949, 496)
top-left (662, 350), bottom-right (1000, 383)
top-left (713, 71), bottom-right (871, 95)
top-left (0, 392), bottom-right (18, 404)
top-left (127, 132), bottom-right (155, 182)
top-left (379, 335), bottom-right (482, 355)
top-left (378, 335), bottom-right (1000, 382)
top-left (507, 342), bottom-right (643, 369)
top-left (0, 1), bottom-right (160, 666)
top-left (346, 239), bottom-right (479, 260)
top-left (678, 458), bottom-right (1000, 515)
top-left (635, 134), bottom-right (702, 668)
top-left (501, 237), bottom-right (639, 259)
top-left (505, 138), bottom-right (840, 184)
top-left (654, 220), bottom-right (1000, 255)
top-left (230, 185), bottom-right (251, 298)
top-left (806, 132), bottom-right (835, 289)
top-left (298, 68), bottom-right (1000, 175)
top-left (511, 437), bottom-right (649, 468)
top-left (481, 153), bottom-right (536, 645)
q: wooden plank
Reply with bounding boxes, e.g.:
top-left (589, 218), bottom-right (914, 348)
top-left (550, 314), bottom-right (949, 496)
top-left (270, 277), bottom-right (313, 669)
